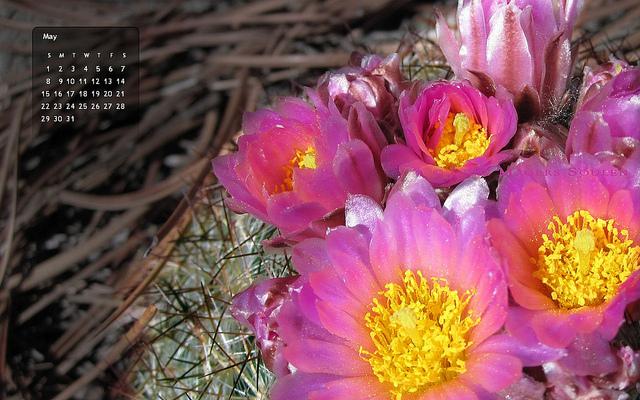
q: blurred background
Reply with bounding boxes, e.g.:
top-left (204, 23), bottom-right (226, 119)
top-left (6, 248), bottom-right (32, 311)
top-left (0, 0), bottom-right (638, 399)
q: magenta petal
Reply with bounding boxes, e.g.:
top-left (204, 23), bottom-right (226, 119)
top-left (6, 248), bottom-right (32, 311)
top-left (325, 227), bottom-right (380, 304)
top-left (309, 268), bottom-right (364, 314)
top-left (380, 143), bottom-right (423, 180)
top-left (267, 192), bottom-right (327, 234)
top-left (607, 190), bottom-right (636, 235)
top-left (270, 373), bottom-right (338, 400)
top-left (347, 102), bottom-right (388, 158)
top-left (315, 300), bottom-right (371, 350)
top-left (283, 338), bottom-right (369, 376)
top-left (463, 352), bottom-right (522, 392)
top-left (242, 108), bottom-right (282, 136)
top-left (485, 319), bottom-right (566, 366)
top-left (292, 238), bottom-right (331, 274)
top-left (530, 309), bottom-right (604, 349)
top-left (601, 271), bottom-right (640, 340)
top-left (308, 376), bottom-right (389, 400)
top-left (212, 154), bottom-right (268, 220)
top-left (275, 97), bottom-right (318, 127)
top-left (420, 380), bottom-right (478, 400)
top-left (375, 200), bottom-right (456, 283)
top-left (558, 333), bottom-right (619, 376)
top-left (333, 139), bottom-right (383, 201)
top-left (277, 294), bottom-right (340, 344)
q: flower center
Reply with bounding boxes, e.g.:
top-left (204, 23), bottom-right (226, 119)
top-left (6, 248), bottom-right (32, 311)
top-left (274, 146), bottom-right (317, 193)
top-left (432, 112), bottom-right (491, 169)
top-left (534, 210), bottom-right (640, 309)
top-left (360, 270), bottom-right (479, 399)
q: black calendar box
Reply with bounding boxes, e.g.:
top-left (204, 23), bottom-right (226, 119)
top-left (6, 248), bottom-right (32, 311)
top-left (32, 27), bottom-right (139, 130)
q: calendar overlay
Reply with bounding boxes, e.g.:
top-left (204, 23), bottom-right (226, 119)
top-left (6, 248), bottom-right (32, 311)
top-left (32, 27), bottom-right (139, 131)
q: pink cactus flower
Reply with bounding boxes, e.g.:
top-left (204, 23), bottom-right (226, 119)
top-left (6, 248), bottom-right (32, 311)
top-left (566, 65), bottom-right (640, 162)
top-left (436, 0), bottom-right (584, 119)
top-left (310, 52), bottom-right (407, 142)
top-left (258, 173), bottom-right (560, 399)
top-left (212, 97), bottom-right (387, 244)
top-left (488, 154), bottom-right (640, 377)
top-left (381, 80), bottom-right (517, 188)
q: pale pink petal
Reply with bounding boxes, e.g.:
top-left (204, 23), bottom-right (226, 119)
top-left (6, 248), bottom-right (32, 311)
top-left (458, 0), bottom-right (488, 73)
top-left (436, 12), bottom-right (463, 77)
top-left (486, 3), bottom-right (533, 96)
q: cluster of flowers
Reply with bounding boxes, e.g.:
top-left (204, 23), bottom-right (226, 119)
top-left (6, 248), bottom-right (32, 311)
top-left (212, 0), bottom-right (640, 398)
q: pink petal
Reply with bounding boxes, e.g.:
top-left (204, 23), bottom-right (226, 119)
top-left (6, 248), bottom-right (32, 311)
top-left (458, 0), bottom-right (488, 72)
top-left (332, 139), bottom-right (384, 201)
top-left (419, 379), bottom-right (478, 400)
top-left (283, 339), bottom-right (369, 376)
top-left (347, 102), bottom-right (388, 158)
top-left (375, 201), bottom-right (456, 283)
top-left (601, 271), bottom-right (640, 340)
top-left (270, 373), bottom-right (338, 400)
top-left (435, 11), bottom-right (463, 77)
top-left (292, 238), bottom-right (331, 274)
top-left (316, 300), bottom-right (371, 351)
top-left (380, 143), bottom-right (423, 180)
top-left (242, 108), bottom-right (282, 136)
top-left (486, 3), bottom-right (533, 95)
top-left (566, 111), bottom-right (612, 156)
top-left (309, 376), bottom-right (389, 400)
top-left (275, 97), bottom-right (318, 127)
top-left (267, 192), bottom-right (327, 235)
top-left (325, 227), bottom-right (380, 304)
top-left (212, 154), bottom-right (268, 220)
top-left (309, 268), bottom-right (365, 315)
top-left (541, 32), bottom-right (572, 105)
top-left (558, 332), bottom-right (619, 376)
top-left (607, 190), bottom-right (636, 235)
top-left (277, 295), bottom-right (340, 344)
top-left (530, 309), bottom-right (603, 349)
top-left (475, 329), bottom-right (565, 366)
top-left (487, 219), bottom-right (556, 310)
top-left (463, 352), bottom-right (522, 392)
top-left (518, 182), bottom-right (557, 236)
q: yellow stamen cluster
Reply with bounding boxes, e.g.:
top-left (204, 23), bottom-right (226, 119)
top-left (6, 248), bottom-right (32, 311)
top-left (534, 210), bottom-right (640, 309)
top-left (432, 112), bottom-right (491, 169)
top-left (360, 270), bottom-right (479, 399)
top-left (274, 146), bottom-right (317, 193)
